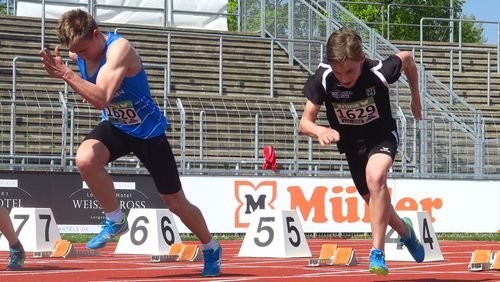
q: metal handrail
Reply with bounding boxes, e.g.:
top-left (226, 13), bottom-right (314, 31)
top-left (34, 0), bottom-right (241, 50)
top-left (420, 17), bottom-right (500, 74)
top-left (114, 27), bottom-right (324, 95)
top-left (398, 45), bottom-right (495, 105)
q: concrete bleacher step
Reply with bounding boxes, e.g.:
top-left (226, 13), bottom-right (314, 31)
top-left (395, 40), bottom-right (499, 116)
top-left (1, 14), bottom-right (496, 174)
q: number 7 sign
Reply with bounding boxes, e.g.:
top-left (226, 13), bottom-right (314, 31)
top-left (0, 208), bottom-right (61, 252)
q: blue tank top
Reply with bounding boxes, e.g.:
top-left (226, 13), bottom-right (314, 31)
top-left (76, 32), bottom-right (168, 139)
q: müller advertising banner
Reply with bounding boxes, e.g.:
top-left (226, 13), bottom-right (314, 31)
top-left (0, 172), bottom-right (498, 233)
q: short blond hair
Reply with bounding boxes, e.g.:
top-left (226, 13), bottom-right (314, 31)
top-left (56, 9), bottom-right (98, 47)
top-left (326, 28), bottom-right (364, 65)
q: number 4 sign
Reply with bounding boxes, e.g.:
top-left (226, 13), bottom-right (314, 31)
top-left (238, 209), bottom-right (311, 258)
top-left (385, 211), bottom-right (444, 262)
top-left (115, 209), bottom-right (182, 255)
top-left (0, 208), bottom-right (61, 252)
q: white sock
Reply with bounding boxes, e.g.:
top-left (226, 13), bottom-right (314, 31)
top-left (105, 209), bottom-right (123, 223)
top-left (203, 239), bottom-right (219, 251)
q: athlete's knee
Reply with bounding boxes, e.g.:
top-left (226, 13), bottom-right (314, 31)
top-left (161, 191), bottom-right (189, 214)
top-left (365, 169), bottom-right (387, 194)
top-left (76, 141), bottom-right (109, 172)
top-left (76, 150), bottom-right (104, 173)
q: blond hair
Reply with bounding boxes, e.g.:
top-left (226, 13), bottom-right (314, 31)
top-left (326, 28), bottom-right (364, 65)
top-left (56, 9), bottom-right (98, 47)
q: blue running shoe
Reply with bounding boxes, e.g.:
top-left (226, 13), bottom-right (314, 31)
top-left (369, 249), bottom-right (388, 275)
top-left (7, 246), bottom-right (25, 271)
top-left (201, 243), bottom-right (222, 277)
top-left (400, 217), bottom-right (425, 263)
top-left (87, 214), bottom-right (129, 249)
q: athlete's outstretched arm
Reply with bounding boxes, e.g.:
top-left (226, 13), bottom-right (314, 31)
top-left (40, 38), bottom-right (136, 110)
top-left (299, 100), bottom-right (340, 146)
top-left (396, 51), bottom-right (422, 120)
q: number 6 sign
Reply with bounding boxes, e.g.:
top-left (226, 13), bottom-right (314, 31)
top-left (115, 209), bottom-right (182, 255)
top-left (238, 209), bottom-right (311, 258)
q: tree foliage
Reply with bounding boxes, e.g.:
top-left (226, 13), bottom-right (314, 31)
top-left (340, 0), bottom-right (485, 43)
top-left (230, 0), bottom-right (485, 43)
top-left (0, 4), bottom-right (6, 15)
top-left (227, 0), bottom-right (239, 32)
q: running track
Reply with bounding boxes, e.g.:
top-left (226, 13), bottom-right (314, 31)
top-left (1, 239), bottom-right (499, 281)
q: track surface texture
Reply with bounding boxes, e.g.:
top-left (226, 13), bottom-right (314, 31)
top-left (1, 239), bottom-right (499, 281)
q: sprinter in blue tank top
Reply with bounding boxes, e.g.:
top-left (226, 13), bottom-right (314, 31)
top-left (40, 9), bottom-right (221, 277)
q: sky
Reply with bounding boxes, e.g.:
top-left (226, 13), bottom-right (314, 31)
top-left (462, 0), bottom-right (499, 43)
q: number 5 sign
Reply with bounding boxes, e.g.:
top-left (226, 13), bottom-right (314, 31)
top-left (385, 211), bottom-right (444, 261)
top-left (115, 209), bottom-right (182, 255)
top-left (0, 208), bottom-right (61, 252)
top-left (238, 209), bottom-right (311, 258)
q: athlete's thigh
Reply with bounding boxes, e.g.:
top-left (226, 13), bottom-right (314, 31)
top-left (133, 134), bottom-right (182, 195)
top-left (81, 121), bottom-right (131, 163)
top-left (345, 145), bottom-right (370, 196)
top-left (366, 131), bottom-right (398, 178)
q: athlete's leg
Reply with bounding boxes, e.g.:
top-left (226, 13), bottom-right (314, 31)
top-left (0, 207), bottom-right (19, 245)
top-left (361, 193), bottom-right (407, 241)
top-left (79, 123), bottom-right (133, 249)
top-left (76, 139), bottom-right (118, 212)
top-left (160, 191), bottom-right (212, 244)
top-left (136, 134), bottom-right (213, 244)
top-left (0, 207), bottom-right (25, 271)
top-left (137, 134), bottom-right (221, 276)
top-left (364, 153), bottom-right (393, 251)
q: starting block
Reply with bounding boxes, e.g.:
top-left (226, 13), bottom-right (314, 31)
top-left (467, 250), bottom-right (500, 271)
top-left (492, 251), bottom-right (500, 270)
top-left (332, 247), bottom-right (357, 266)
top-left (308, 244), bottom-right (337, 266)
top-left (151, 243), bottom-right (184, 262)
top-left (307, 244), bottom-right (357, 267)
top-left (33, 240), bottom-right (99, 258)
top-left (178, 244), bottom-right (201, 262)
top-left (468, 250), bottom-right (493, 271)
top-left (151, 243), bottom-right (201, 263)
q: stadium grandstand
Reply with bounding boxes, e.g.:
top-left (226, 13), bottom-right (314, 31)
top-left (0, 0), bottom-right (498, 179)
top-left (0, 2), bottom-right (499, 279)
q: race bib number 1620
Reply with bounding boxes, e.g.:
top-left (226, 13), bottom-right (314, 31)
top-left (104, 101), bottom-right (142, 125)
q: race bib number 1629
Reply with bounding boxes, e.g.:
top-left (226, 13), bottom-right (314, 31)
top-left (332, 97), bottom-right (380, 125)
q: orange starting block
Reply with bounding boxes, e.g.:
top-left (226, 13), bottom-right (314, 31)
top-left (307, 244), bottom-right (357, 267)
top-left (33, 240), bottom-right (99, 258)
top-left (468, 249), bottom-right (500, 271)
top-left (492, 251), bottom-right (500, 271)
top-left (151, 243), bottom-right (201, 263)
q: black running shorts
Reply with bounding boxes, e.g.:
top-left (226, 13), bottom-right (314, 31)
top-left (84, 121), bottom-right (182, 195)
top-left (344, 130), bottom-right (399, 196)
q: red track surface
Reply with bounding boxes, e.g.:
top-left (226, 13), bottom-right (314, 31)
top-left (1, 239), bottom-right (499, 281)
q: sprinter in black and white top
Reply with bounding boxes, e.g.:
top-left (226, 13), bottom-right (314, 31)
top-left (299, 27), bottom-right (425, 275)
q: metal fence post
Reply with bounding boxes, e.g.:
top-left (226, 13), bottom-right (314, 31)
top-left (289, 102), bottom-right (299, 174)
top-left (176, 98), bottom-right (186, 174)
top-left (199, 111), bottom-right (205, 170)
top-left (254, 113), bottom-right (260, 171)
